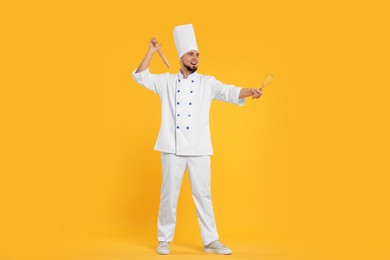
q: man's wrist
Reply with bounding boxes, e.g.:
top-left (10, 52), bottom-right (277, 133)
top-left (147, 49), bottom-right (157, 55)
top-left (246, 88), bottom-right (254, 98)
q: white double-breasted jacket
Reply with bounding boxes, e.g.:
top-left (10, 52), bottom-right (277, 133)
top-left (132, 68), bottom-right (245, 156)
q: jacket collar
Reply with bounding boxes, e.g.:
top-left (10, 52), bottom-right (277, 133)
top-left (178, 70), bottom-right (197, 81)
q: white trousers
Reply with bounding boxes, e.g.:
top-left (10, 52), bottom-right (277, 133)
top-left (157, 152), bottom-right (219, 246)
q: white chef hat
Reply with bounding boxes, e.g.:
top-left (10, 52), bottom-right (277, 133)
top-left (173, 24), bottom-right (199, 59)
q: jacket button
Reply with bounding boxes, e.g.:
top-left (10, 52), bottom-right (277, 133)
top-left (186, 126), bottom-right (190, 129)
top-left (190, 90), bottom-right (193, 93)
top-left (177, 114), bottom-right (180, 117)
top-left (191, 80), bottom-right (194, 83)
top-left (178, 79), bottom-right (181, 82)
top-left (177, 102), bottom-right (180, 105)
top-left (188, 114), bottom-right (191, 117)
top-left (189, 102), bottom-right (192, 105)
top-left (177, 90), bottom-right (180, 93)
top-left (177, 126), bottom-right (179, 129)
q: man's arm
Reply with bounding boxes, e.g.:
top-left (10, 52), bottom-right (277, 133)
top-left (239, 88), bottom-right (262, 99)
top-left (132, 38), bottom-right (168, 95)
top-left (135, 38), bottom-right (161, 73)
top-left (209, 78), bottom-right (262, 106)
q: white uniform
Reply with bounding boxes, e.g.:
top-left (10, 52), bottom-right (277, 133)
top-left (132, 68), bottom-right (245, 245)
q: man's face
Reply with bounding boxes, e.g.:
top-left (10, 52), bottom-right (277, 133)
top-left (180, 50), bottom-right (199, 72)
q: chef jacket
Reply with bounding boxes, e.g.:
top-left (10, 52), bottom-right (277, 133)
top-left (132, 68), bottom-right (245, 156)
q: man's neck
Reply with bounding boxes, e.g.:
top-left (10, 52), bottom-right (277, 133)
top-left (180, 68), bottom-right (194, 79)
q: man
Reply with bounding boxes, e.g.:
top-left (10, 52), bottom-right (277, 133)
top-left (132, 24), bottom-right (262, 255)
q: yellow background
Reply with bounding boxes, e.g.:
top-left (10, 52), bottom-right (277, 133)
top-left (1, 0), bottom-right (389, 259)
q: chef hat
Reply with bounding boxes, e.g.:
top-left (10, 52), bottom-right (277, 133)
top-left (173, 24), bottom-right (199, 59)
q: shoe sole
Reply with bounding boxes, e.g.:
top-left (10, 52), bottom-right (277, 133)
top-left (157, 248), bottom-right (170, 255)
top-left (204, 248), bottom-right (232, 255)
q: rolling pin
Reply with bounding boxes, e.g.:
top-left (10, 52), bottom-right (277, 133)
top-left (151, 37), bottom-right (170, 68)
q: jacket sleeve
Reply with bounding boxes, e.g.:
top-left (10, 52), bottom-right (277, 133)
top-left (132, 68), bottom-right (167, 95)
top-left (209, 76), bottom-right (245, 106)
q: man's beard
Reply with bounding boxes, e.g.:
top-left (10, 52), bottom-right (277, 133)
top-left (184, 62), bottom-right (198, 72)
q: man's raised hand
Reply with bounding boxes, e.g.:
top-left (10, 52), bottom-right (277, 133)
top-left (149, 37), bottom-right (162, 53)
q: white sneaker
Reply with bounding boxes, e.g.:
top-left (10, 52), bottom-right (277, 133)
top-left (157, 241), bottom-right (170, 255)
top-left (204, 240), bottom-right (232, 255)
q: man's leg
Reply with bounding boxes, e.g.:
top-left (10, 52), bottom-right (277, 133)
top-left (157, 152), bottom-right (187, 242)
top-left (187, 155), bottom-right (219, 246)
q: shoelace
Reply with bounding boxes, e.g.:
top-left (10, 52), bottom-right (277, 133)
top-left (210, 241), bottom-right (227, 248)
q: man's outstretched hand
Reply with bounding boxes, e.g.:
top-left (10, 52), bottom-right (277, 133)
top-left (239, 88), bottom-right (263, 99)
top-left (251, 88), bottom-right (262, 99)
